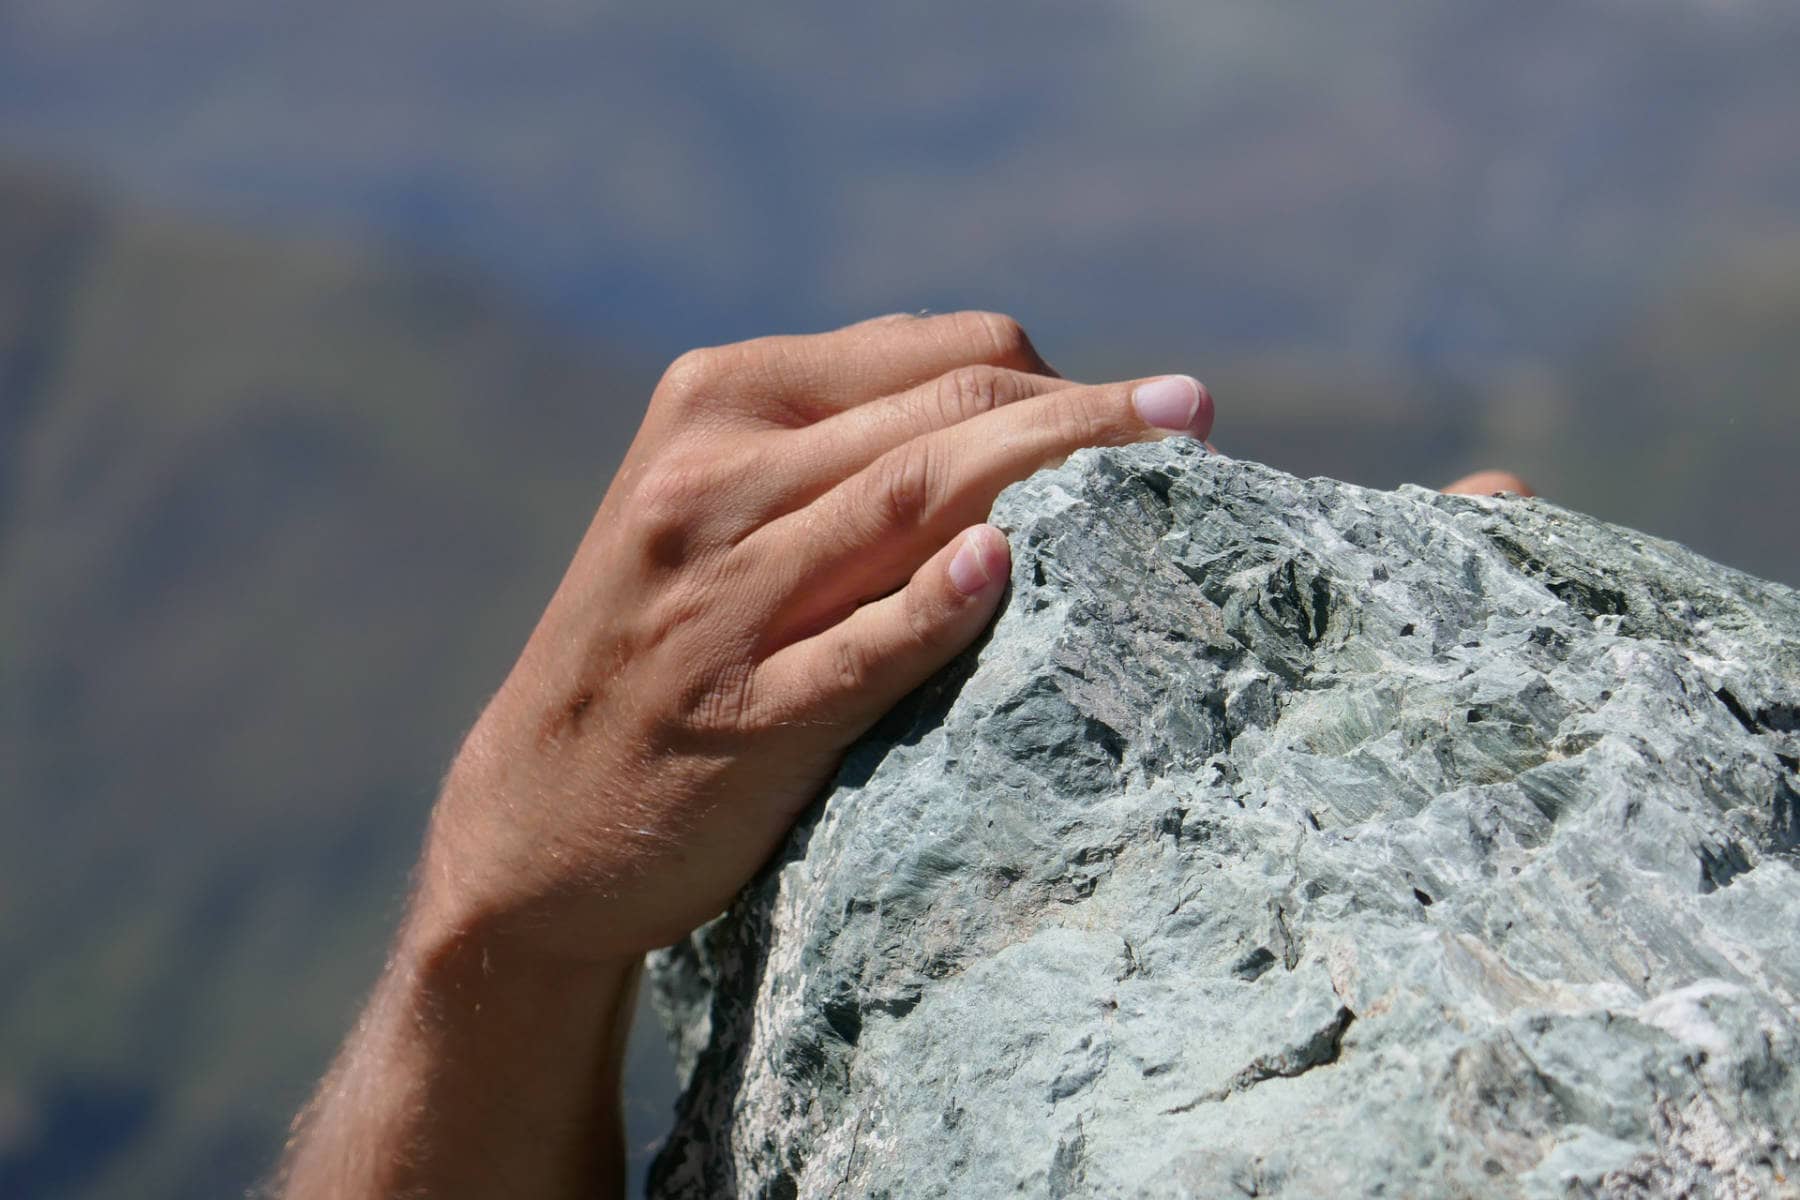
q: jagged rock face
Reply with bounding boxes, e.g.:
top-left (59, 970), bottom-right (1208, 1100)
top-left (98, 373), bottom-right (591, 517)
top-left (647, 441), bottom-right (1800, 1199)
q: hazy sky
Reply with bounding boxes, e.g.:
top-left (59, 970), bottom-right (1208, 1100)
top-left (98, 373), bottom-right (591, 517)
top-left (4, 1), bottom-right (1798, 357)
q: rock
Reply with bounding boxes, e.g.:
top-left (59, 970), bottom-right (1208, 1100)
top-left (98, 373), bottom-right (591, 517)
top-left (646, 440), bottom-right (1800, 1199)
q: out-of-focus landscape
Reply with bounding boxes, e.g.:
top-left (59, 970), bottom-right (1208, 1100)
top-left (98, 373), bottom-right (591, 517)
top-left (1, 2), bottom-right (1796, 1196)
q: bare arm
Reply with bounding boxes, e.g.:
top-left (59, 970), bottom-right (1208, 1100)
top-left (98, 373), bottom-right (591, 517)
top-left (280, 907), bottom-right (637, 1197)
top-left (278, 312), bottom-right (1215, 1198)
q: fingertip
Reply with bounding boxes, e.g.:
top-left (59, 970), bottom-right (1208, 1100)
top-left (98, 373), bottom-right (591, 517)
top-left (946, 524), bottom-right (1010, 596)
top-left (1131, 375), bottom-right (1211, 437)
top-left (1442, 469), bottom-right (1535, 498)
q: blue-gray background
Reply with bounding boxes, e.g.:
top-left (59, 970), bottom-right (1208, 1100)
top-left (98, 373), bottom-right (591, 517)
top-left (2, 2), bottom-right (1797, 1195)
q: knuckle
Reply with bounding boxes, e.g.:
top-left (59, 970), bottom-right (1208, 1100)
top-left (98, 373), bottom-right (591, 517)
top-left (933, 364), bottom-right (1014, 425)
top-left (632, 454), bottom-right (719, 563)
top-left (829, 636), bottom-right (869, 694)
top-left (872, 441), bottom-right (941, 531)
top-left (653, 644), bottom-right (757, 739)
top-left (963, 310), bottom-right (1033, 365)
top-left (1051, 394), bottom-right (1111, 447)
top-left (733, 670), bottom-right (784, 735)
top-left (657, 346), bottom-right (727, 403)
top-left (901, 577), bottom-right (942, 648)
top-left (636, 452), bottom-right (716, 513)
top-left (690, 665), bottom-right (757, 734)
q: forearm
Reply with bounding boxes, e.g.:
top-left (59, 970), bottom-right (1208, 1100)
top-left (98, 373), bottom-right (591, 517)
top-left (278, 888), bottom-right (640, 1199)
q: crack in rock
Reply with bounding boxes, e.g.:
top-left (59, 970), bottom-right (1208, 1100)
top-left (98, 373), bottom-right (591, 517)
top-left (1162, 1006), bottom-right (1356, 1114)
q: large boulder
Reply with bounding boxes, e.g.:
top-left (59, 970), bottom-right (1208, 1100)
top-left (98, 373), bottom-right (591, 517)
top-left (647, 440), bottom-right (1800, 1199)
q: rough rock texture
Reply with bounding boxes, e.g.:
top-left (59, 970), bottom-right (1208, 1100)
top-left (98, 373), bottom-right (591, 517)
top-left (648, 441), bottom-right (1800, 1199)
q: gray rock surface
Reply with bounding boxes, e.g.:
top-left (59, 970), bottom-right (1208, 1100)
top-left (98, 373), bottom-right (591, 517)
top-left (647, 441), bottom-right (1800, 1199)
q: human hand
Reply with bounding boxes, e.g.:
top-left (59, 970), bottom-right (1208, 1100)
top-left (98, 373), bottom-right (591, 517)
top-left (281, 313), bottom-right (1212, 1199)
top-left (417, 312), bottom-right (1214, 965)
top-left (1442, 468), bottom-right (1534, 497)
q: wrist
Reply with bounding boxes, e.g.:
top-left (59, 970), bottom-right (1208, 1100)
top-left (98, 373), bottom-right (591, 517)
top-left (396, 861), bottom-right (641, 1032)
top-left (424, 736), bottom-right (685, 963)
top-left (395, 809), bottom-right (645, 1110)
top-left (415, 745), bottom-right (616, 964)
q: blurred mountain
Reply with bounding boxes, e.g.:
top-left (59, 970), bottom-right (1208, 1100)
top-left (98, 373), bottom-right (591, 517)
top-left (0, 152), bottom-right (1793, 1199)
top-left (0, 161), bottom-right (670, 1198)
top-left (1541, 240), bottom-right (1800, 586)
top-left (1069, 268), bottom-right (1800, 589)
top-left (1, 1), bottom-right (1797, 358)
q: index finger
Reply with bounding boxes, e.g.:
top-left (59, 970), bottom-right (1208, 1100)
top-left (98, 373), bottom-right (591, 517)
top-left (715, 310), bottom-right (1057, 427)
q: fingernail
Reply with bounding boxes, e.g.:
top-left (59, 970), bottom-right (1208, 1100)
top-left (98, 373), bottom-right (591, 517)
top-left (1133, 375), bottom-right (1204, 432)
top-left (948, 527), bottom-right (1002, 595)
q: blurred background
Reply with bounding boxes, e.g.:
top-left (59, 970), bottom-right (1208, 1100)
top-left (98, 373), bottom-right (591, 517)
top-left (2, 1), bottom-right (1797, 1196)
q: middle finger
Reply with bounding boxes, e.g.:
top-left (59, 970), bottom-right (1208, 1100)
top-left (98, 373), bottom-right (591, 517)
top-left (751, 365), bottom-right (1075, 521)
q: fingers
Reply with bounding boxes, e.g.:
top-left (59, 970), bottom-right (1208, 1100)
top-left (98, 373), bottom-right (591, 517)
top-left (754, 524), bottom-right (1011, 732)
top-left (659, 311), bottom-right (1056, 429)
top-left (1441, 469), bottom-right (1535, 497)
top-left (804, 311), bottom-right (1055, 410)
top-left (761, 366), bottom-right (1073, 515)
top-left (749, 373), bottom-right (1211, 646)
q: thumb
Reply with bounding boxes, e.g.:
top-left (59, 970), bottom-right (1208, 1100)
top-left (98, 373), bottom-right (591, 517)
top-left (755, 524), bottom-right (1010, 735)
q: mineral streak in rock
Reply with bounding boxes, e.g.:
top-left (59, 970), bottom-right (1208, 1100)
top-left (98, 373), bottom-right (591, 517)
top-left (648, 440), bottom-right (1800, 1199)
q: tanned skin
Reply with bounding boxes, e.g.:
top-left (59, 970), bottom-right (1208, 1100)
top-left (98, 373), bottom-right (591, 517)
top-left (279, 312), bottom-right (1525, 1198)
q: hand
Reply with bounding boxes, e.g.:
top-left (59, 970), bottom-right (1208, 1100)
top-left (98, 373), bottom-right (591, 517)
top-left (283, 312), bottom-right (1213, 1199)
top-left (421, 311), bottom-right (1214, 964)
top-left (1442, 468), bottom-right (1534, 497)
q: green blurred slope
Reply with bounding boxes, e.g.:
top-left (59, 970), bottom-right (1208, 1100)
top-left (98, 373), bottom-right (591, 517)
top-left (0, 162), bottom-right (664, 1198)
